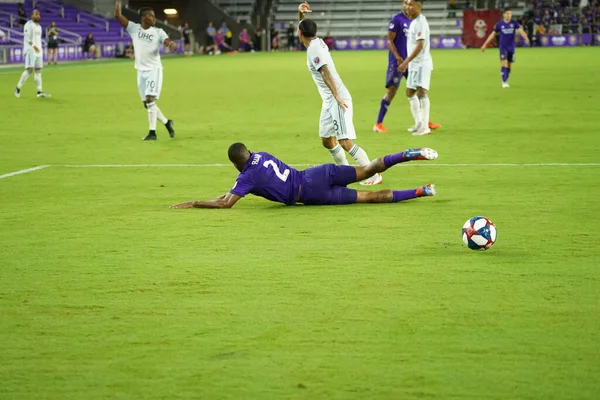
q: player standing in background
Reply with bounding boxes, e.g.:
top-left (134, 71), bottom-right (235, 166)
top-left (298, 2), bottom-right (382, 185)
top-left (170, 143), bottom-right (437, 209)
top-left (481, 8), bottom-right (529, 88)
top-left (115, 0), bottom-right (177, 140)
top-left (374, 0), bottom-right (440, 133)
top-left (14, 10), bottom-right (50, 98)
top-left (181, 23), bottom-right (193, 57)
top-left (398, 0), bottom-right (433, 136)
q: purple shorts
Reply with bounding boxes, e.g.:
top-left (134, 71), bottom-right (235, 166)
top-left (386, 63), bottom-right (408, 88)
top-left (499, 48), bottom-right (515, 63)
top-left (299, 164), bottom-right (358, 206)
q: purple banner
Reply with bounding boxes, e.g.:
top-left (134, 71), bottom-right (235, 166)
top-left (538, 34), bottom-right (580, 47)
top-left (333, 37), bottom-right (464, 50)
top-left (6, 40), bottom-right (183, 64)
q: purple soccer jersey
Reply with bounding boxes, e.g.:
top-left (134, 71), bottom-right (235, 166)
top-left (229, 152), bottom-right (303, 205)
top-left (388, 12), bottom-right (411, 63)
top-left (494, 19), bottom-right (521, 52)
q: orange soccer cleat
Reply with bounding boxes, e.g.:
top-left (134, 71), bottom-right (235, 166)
top-left (372, 123), bottom-right (389, 133)
top-left (428, 121), bottom-right (442, 130)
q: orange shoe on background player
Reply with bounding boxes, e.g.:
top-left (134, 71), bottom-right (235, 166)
top-left (372, 123), bottom-right (389, 133)
top-left (429, 121), bottom-right (442, 130)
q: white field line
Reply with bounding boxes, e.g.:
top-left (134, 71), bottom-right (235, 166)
top-left (0, 165), bottom-right (50, 179)
top-left (56, 163), bottom-right (600, 168)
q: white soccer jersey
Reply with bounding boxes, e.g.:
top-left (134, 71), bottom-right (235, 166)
top-left (306, 38), bottom-right (350, 103)
top-left (407, 14), bottom-right (433, 69)
top-left (23, 20), bottom-right (42, 54)
top-left (126, 21), bottom-right (169, 70)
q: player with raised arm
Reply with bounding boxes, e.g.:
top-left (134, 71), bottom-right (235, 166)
top-left (14, 10), bottom-right (50, 98)
top-left (115, 0), bottom-right (177, 140)
top-left (373, 0), bottom-right (440, 133)
top-left (170, 143), bottom-right (438, 209)
top-left (481, 8), bottom-right (529, 88)
top-left (297, 2), bottom-right (381, 186)
top-left (398, 0), bottom-right (433, 136)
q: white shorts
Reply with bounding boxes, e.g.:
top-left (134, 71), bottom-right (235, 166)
top-left (319, 99), bottom-right (356, 140)
top-left (137, 68), bottom-right (163, 101)
top-left (406, 64), bottom-right (432, 91)
top-left (24, 51), bottom-right (43, 69)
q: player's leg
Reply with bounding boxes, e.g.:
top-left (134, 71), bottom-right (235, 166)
top-left (355, 185), bottom-right (436, 204)
top-left (506, 52), bottom-right (514, 84)
top-left (15, 52), bottom-right (35, 97)
top-left (374, 65), bottom-right (400, 132)
top-left (406, 68), bottom-right (421, 132)
top-left (33, 53), bottom-right (50, 97)
top-left (415, 88), bottom-right (431, 136)
top-left (320, 108), bottom-right (349, 165)
top-left (500, 50), bottom-right (509, 87)
top-left (150, 68), bottom-right (175, 137)
top-left (352, 147), bottom-right (438, 182)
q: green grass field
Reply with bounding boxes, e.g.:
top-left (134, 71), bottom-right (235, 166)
top-left (1, 47), bottom-right (599, 399)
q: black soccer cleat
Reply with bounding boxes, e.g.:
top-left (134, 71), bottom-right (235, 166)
top-left (165, 120), bottom-right (175, 138)
top-left (143, 131), bottom-right (157, 141)
top-left (14, 87), bottom-right (21, 98)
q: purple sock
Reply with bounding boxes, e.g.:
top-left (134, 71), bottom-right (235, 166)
top-left (506, 67), bottom-right (511, 81)
top-left (383, 151), bottom-right (407, 167)
top-left (377, 98), bottom-right (391, 124)
top-left (392, 189), bottom-right (417, 202)
top-left (501, 67), bottom-right (508, 83)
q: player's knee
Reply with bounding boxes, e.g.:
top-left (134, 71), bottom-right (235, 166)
top-left (321, 137), bottom-right (336, 149)
top-left (26, 68), bottom-right (33, 74)
top-left (338, 139), bottom-right (354, 152)
top-left (142, 101), bottom-right (148, 109)
top-left (386, 87), bottom-right (397, 101)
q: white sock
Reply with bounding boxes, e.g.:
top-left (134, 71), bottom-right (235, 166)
top-left (34, 71), bottom-right (42, 92)
top-left (17, 70), bottom-right (31, 89)
top-left (419, 95), bottom-right (430, 130)
top-left (328, 144), bottom-right (349, 165)
top-left (147, 102), bottom-right (158, 131)
top-left (408, 96), bottom-right (421, 127)
top-left (348, 144), bottom-right (370, 167)
top-left (155, 105), bottom-right (168, 124)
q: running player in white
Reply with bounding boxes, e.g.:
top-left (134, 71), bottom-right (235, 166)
top-left (14, 9), bottom-right (50, 98)
top-left (398, 0), bottom-right (433, 136)
top-left (298, 2), bottom-right (381, 185)
top-left (115, 0), bottom-right (177, 140)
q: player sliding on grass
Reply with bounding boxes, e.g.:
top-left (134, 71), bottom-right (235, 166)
top-left (115, 0), bottom-right (177, 140)
top-left (373, 0), bottom-right (440, 133)
top-left (170, 143), bottom-right (438, 209)
top-left (298, 2), bottom-right (382, 186)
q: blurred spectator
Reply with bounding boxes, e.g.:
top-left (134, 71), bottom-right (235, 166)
top-left (0, 29), bottom-right (6, 42)
top-left (219, 22), bottom-right (232, 47)
top-left (239, 27), bottom-right (253, 52)
top-left (83, 33), bottom-right (96, 59)
top-left (323, 31), bottom-right (335, 50)
top-left (202, 22), bottom-right (216, 54)
top-left (46, 22), bottom-right (58, 65)
top-left (18, 3), bottom-right (27, 26)
top-left (254, 25), bottom-right (263, 51)
top-left (448, 0), bottom-right (457, 18)
top-left (181, 23), bottom-right (193, 57)
top-left (215, 30), bottom-right (233, 54)
top-left (286, 22), bottom-right (296, 50)
top-left (271, 25), bottom-right (280, 51)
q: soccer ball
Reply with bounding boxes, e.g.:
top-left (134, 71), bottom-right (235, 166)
top-left (462, 216), bottom-right (497, 250)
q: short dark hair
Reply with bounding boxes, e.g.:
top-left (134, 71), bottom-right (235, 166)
top-left (299, 19), bottom-right (317, 38)
top-left (139, 7), bottom-right (153, 17)
top-left (228, 142), bottom-right (249, 165)
top-left (503, 8), bottom-right (512, 13)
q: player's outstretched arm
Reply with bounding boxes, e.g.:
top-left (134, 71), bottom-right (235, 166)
top-left (170, 193), bottom-right (241, 209)
top-left (115, 0), bottom-right (129, 29)
top-left (480, 31), bottom-right (496, 51)
top-left (319, 65), bottom-right (348, 110)
top-left (517, 27), bottom-right (530, 44)
top-left (298, 2), bottom-right (311, 21)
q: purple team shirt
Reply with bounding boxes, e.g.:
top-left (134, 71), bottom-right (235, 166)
top-left (388, 12), bottom-right (411, 63)
top-left (495, 20), bottom-right (521, 51)
top-left (229, 152), bottom-right (303, 205)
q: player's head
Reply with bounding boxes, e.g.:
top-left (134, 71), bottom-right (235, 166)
top-left (184, 22), bottom-right (189, 28)
top-left (228, 142), bottom-right (251, 172)
top-left (139, 7), bottom-right (155, 26)
top-left (503, 8), bottom-right (512, 21)
top-left (402, 0), bottom-right (410, 14)
top-left (31, 9), bottom-right (40, 23)
top-left (406, 0), bottom-right (422, 18)
top-left (298, 18), bottom-right (317, 41)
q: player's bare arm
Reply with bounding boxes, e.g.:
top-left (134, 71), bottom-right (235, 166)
top-left (298, 2), bottom-right (311, 21)
top-left (319, 65), bottom-right (348, 110)
top-left (387, 31), bottom-right (403, 65)
top-left (517, 27), bottom-right (530, 44)
top-left (480, 31), bottom-right (496, 51)
top-left (170, 193), bottom-right (241, 209)
top-left (164, 38), bottom-right (178, 51)
top-left (115, 0), bottom-right (129, 29)
top-left (398, 40), bottom-right (424, 72)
